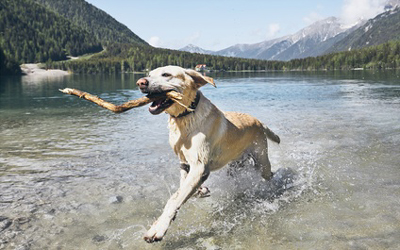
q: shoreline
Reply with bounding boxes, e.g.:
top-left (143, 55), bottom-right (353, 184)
top-left (21, 63), bottom-right (70, 77)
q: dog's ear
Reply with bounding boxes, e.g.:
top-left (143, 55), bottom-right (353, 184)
top-left (185, 69), bottom-right (216, 88)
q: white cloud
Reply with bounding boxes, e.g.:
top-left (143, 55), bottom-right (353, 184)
top-left (183, 31), bottom-right (201, 45)
top-left (266, 23), bottom-right (281, 38)
top-left (249, 23), bottom-right (281, 41)
top-left (341, 0), bottom-right (386, 27)
top-left (148, 36), bottom-right (162, 47)
top-left (150, 32), bottom-right (202, 50)
top-left (303, 12), bottom-right (324, 25)
top-left (250, 28), bottom-right (263, 37)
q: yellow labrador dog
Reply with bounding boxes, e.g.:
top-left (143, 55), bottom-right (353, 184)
top-left (136, 65), bottom-right (280, 243)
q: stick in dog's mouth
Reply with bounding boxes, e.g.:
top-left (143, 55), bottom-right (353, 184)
top-left (59, 88), bottom-right (191, 114)
top-left (147, 91), bottom-right (193, 115)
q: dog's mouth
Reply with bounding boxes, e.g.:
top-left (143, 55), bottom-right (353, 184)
top-left (148, 96), bottom-right (175, 115)
top-left (142, 86), bottom-right (178, 115)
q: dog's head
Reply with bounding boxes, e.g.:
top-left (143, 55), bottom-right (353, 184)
top-left (136, 65), bottom-right (215, 116)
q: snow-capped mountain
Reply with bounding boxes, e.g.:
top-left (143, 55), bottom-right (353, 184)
top-left (273, 17), bottom-right (356, 60)
top-left (179, 44), bottom-right (214, 54)
top-left (214, 17), bottom-right (352, 61)
top-left (213, 36), bottom-right (289, 59)
top-left (328, 6), bottom-right (400, 53)
top-left (180, 1), bottom-right (399, 61)
top-left (385, 0), bottom-right (400, 10)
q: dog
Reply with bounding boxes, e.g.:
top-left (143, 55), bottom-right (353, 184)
top-left (136, 65), bottom-right (280, 243)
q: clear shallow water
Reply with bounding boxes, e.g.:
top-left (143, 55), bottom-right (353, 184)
top-left (0, 71), bottom-right (400, 249)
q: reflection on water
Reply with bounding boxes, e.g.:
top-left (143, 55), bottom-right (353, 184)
top-left (1, 71), bottom-right (400, 249)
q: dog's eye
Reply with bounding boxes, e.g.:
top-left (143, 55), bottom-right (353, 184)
top-left (162, 73), bottom-right (172, 77)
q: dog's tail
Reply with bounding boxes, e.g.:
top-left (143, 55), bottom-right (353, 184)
top-left (264, 126), bottom-right (280, 144)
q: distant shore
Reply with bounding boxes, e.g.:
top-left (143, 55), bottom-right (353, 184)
top-left (21, 63), bottom-right (70, 77)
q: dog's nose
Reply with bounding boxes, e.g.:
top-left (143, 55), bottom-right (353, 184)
top-left (136, 78), bottom-right (149, 89)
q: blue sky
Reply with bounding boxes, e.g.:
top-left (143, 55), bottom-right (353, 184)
top-left (85, 0), bottom-right (388, 51)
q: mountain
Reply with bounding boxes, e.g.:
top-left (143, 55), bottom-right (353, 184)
top-left (208, 3), bottom-right (400, 60)
top-left (179, 44), bottom-right (214, 54)
top-left (272, 17), bottom-right (350, 60)
top-left (385, 0), bottom-right (400, 10)
top-left (328, 7), bottom-right (400, 53)
top-left (211, 17), bottom-right (352, 61)
top-left (0, 0), bottom-right (103, 64)
top-left (212, 1), bottom-right (400, 60)
top-left (32, 0), bottom-right (148, 45)
top-left (214, 37), bottom-right (288, 59)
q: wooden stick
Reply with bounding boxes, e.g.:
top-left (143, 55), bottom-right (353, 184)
top-left (59, 88), bottom-right (189, 113)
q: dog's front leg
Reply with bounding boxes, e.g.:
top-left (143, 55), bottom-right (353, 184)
top-left (180, 163), bottom-right (210, 198)
top-left (144, 163), bottom-right (210, 243)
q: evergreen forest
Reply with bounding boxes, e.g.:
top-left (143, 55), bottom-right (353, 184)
top-left (32, 0), bottom-right (148, 45)
top-left (0, 47), bottom-right (21, 75)
top-left (47, 40), bottom-right (400, 74)
top-left (0, 0), bottom-right (102, 65)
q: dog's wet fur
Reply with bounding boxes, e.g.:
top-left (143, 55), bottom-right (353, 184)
top-left (136, 66), bottom-right (281, 243)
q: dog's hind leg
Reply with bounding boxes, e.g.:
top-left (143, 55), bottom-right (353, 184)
top-left (252, 138), bottom-right (273, 181)
top-left (252, 126), bottom-right (280, 181)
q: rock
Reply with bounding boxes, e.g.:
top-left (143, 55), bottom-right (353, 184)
top-left (92, 235), bottom-right (106, 243)
top-left (15, 217), bottom-right (30, 225)
top-left (196, 237), bottom-right (221, 250)
top-left (29, 206), bottom-right (38, 214)
top-left (0, 216), bottom-right (12, 232)
top-left (109, 195), bottom-right (123, 204)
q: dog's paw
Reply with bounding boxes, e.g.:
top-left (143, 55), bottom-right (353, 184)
top-left (195, 186), bottom-right (210, 198)
top-left (143, 221), bottom-right (169, 243)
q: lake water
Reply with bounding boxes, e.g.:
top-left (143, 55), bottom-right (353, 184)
top-left (1, 71), bottom-right (399, 249)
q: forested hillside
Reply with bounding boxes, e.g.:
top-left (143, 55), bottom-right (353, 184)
top-left (0, 47), bottom-right (21, 75)
top-left (287, 40), bottom-right (400, 70)
top-left (0, 0), bottom-right (102, 64)
top-left (47, 40), bottom-right (400, 73)
top-left (33, 0), bottom-right (148, 45)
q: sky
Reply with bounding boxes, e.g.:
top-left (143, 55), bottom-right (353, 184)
top-left (85, 0), bottom-right (389, 51)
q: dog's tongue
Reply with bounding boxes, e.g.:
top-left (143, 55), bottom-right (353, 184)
top-left (149, 99), bottom-right (164, 115)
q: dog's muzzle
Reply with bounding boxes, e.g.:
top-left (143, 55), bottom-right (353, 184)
top-left (136, 77), bottom-right (175, 115)
top-left (136, 78), bottom-right (149, 92)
